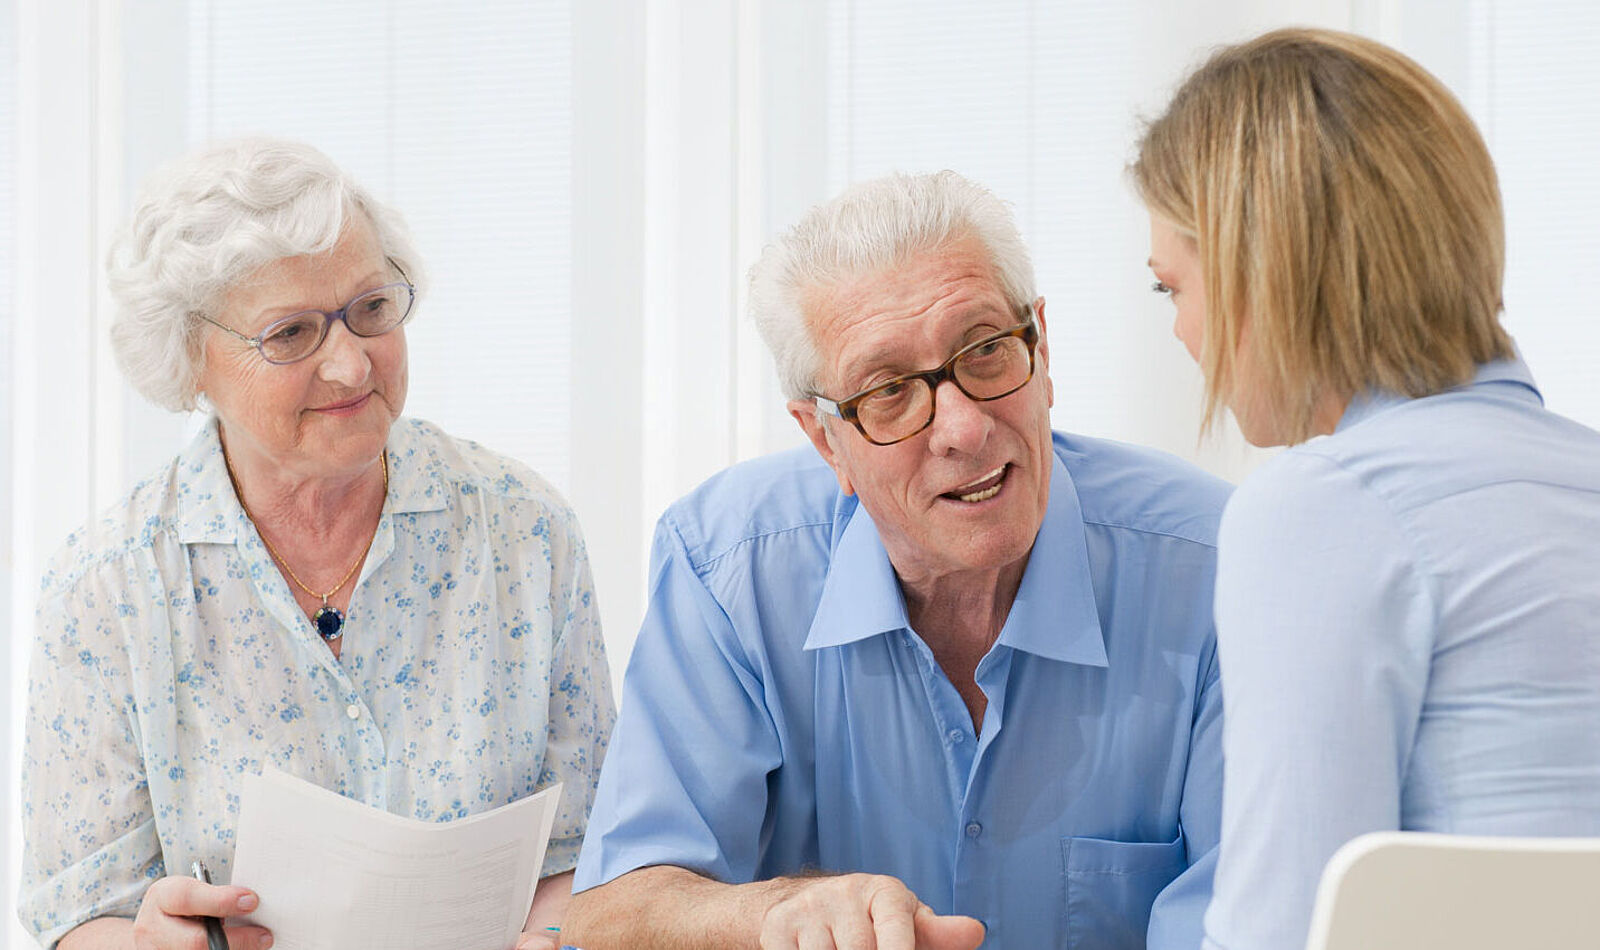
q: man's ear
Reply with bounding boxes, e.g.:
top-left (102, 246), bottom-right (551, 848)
top-left (788, 399), bottom-right (856, 496)
top-left (1034, 296), bottom-right (1053, 409)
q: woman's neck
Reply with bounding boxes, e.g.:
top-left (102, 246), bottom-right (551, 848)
top-left (1311, 390), bottom-right (1351, 437)
top-left (218, 423), bottom-right (387, 560)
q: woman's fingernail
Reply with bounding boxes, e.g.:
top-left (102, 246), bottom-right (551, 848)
top-left (258, 934), bottom-right (274, 949)
top-left (238, 893), bottom-right (259, 912)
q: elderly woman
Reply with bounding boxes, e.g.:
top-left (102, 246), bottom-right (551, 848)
top-left (20, 138), bottom-right (614, 950)
top-left (1132, 27), bottom-right (1600, 950)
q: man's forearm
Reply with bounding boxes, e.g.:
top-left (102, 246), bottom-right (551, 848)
top-left (563, 865), bottom-right (800, 950)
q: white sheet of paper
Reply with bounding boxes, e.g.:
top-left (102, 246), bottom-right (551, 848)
top-left (229, 766), bottom-right (561, 950)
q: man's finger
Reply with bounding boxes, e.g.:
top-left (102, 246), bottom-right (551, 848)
top-left (795, 922), bottom-right (838, 950)
top-left (867, 886), bottom-right (920, 950)
top-left (911, 905), bottom-right (984, 950)
top-left (829, 908), bottom-right (879, 950)
top-left (872, 909), bottom-right (917, 950)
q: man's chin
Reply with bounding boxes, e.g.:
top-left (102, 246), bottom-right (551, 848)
top-left (926, 526), bottom-right (1039, 576)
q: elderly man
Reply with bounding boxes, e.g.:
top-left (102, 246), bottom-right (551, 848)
top-left (566, 171), bottom-right (1229, 949)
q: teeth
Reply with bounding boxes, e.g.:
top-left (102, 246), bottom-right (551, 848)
top-left (952, 465), bottom-right (1007, 503)
top-left (957, 483), bottom-right (1002, 503)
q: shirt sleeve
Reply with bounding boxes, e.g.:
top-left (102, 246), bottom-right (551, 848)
top-left (1147, 629), bottom-right (1224, 950)
top-left (1201, 451), bottom-right (1433, 950)
top-left (19, 565), bottom-right (165, 947)
top-left (572, 512), bottom-right (784, 891)
top-left (535, 503), bottom-right (618, 878)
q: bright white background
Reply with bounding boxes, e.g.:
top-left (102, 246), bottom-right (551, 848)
top-left (4, 1), bottom-right (1599, 945)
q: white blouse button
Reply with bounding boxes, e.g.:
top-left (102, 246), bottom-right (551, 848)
top-left (346, 703), bottom-right (361, 720)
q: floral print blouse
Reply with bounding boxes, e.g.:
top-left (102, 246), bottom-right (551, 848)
top-left (20, 417), bottom-right (614, 946)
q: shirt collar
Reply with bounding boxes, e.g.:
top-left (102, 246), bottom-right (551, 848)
top-left (173, 419), bottom-right (243, 544)
top-left (804, 453), bottom-right (1109, 668)
top-left (382, 419), bottom-right (451, 516)
top-left (803, 500), bottom-right (912, 649)
top-left (996, 453), bottom-right (1108, 666)
top-left (1337, 355), bottom-right (1542, 433)
top-left (174, 416), bottom-right (448, 545)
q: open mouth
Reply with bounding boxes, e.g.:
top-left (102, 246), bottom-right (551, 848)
top-left (941, 464), bottom-right (1009, 503)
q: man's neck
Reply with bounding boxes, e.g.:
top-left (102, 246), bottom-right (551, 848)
top-left (900, 553), bottom-right (1030, 730)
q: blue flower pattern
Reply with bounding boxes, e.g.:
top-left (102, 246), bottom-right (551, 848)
top-left (19, 417), bottom-right (615, 947)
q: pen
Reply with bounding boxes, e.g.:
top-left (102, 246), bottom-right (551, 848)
top-left (190, 860), bottom-right (231, 950)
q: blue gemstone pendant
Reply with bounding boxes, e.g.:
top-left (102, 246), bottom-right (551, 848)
top-left (313, 604), bottom-right (345, 641)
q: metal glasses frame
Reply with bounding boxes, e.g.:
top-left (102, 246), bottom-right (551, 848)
top-left (196, 259), bottom-right (416, 365)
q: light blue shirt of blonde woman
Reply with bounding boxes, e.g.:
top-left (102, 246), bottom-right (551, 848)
top-left (1202, 357), bottom-right (1600, 950)
top-left (576, 432), bottom-right (1231, 949)
top-left (20, 417), bottom-right (615, 948)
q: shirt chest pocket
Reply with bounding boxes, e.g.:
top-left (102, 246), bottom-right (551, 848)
top-left (1062, 833), bottom-right (1186, 949)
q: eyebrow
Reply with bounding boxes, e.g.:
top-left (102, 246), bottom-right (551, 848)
top-left (251, 268), bottom-right (390, 324)
top-left (835, 308), bottom-right (1023, 393)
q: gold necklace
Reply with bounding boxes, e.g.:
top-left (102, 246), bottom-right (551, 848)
top-left (222, 447), bottom-right (388, 642)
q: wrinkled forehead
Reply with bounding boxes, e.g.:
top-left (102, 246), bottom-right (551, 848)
top-left (805, 240), bottom-right (1015, 388)
top-left (219, 217), bottom-right (389, 328)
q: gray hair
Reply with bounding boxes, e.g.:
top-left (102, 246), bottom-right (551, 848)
top-left (747, 170), bottom-right (1037, 399)
top-left (107, 137), bottom-right (425, 411)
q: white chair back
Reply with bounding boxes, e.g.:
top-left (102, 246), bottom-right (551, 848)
top-left (1305, 831), bottom-right (1600, 950)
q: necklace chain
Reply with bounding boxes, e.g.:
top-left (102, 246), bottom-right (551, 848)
top-left (221, 447), bottom-right (388, 608)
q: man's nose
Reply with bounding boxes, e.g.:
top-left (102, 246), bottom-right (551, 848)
top-left (925, 380), bottom-right (993, 456)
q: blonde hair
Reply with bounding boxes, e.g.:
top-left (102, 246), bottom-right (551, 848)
top-left (1132, 28), bottom-right (1513, 442)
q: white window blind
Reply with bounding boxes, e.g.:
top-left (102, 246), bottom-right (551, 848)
top-left (188, 0), bottom-right (576, 488)
top-left (1471, 1), bottom-right (1600, 430)
top-left (823, 0), bottom-right (1271, 478)
top-left (825, 0), bottom-right (1600, 473)
top-left (0, 0), bottom-right (16, 935)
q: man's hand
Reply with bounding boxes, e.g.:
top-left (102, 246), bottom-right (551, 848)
top-left (514, 930), bottom-right (562, 950)
top-left (758, 873), bottom-right (985, 950)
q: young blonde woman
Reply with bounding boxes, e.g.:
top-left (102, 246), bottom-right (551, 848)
top-left (1133, 28), bottom-right (1600, 950)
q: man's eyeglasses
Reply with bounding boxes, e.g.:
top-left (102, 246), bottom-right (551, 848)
top-left (812, 315), bottom-right (1041, 446)
top-left (198, 261), bottom-right (416, 365)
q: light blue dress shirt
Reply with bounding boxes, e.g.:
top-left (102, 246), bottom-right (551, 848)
top-left (21, 418), bottom-right (615, 947)
top-left (575, 432), bottom-right (1231, 949)
top-left (1202, 358), bottom-right (1600, 950)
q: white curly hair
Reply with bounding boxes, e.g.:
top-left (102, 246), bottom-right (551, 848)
top-left (107, 137), bottom-right (425, 411)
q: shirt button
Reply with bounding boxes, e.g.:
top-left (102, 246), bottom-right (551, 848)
top-left (346, 703), bottom-right (361, 720)
top-left (947, 729), bottom-right (966, 744)
top-left (965, 821), bottom-right (982, 838)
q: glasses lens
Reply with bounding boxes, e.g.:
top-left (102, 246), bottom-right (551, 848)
top-left (855, 378), bottom-right (934, 444)
top-left (954, 334), bottom-right (1032, 399)
top-left (346, 284), bottom-right (414, 337)
top-left (258, 312), bottom-right (327, 363)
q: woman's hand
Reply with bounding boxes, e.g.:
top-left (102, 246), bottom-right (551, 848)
top-left (518, 869), bottom-right (575, 949)
top-left (130, 874), bottom-right (272, 949)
